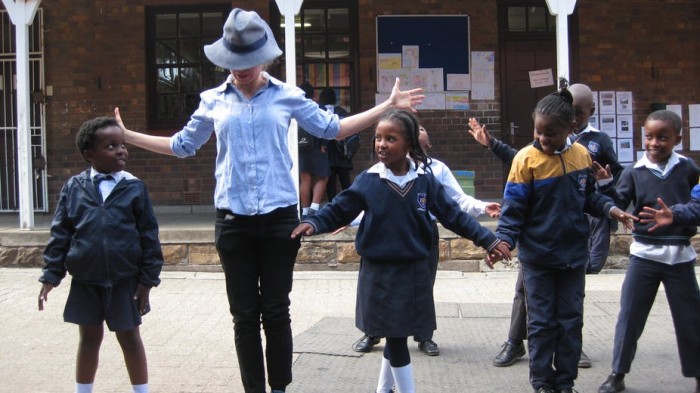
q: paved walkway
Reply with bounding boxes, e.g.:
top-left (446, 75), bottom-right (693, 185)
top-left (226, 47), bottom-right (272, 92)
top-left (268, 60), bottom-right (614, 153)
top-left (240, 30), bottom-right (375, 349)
top-left (2, 267), bottom-right (699, 393)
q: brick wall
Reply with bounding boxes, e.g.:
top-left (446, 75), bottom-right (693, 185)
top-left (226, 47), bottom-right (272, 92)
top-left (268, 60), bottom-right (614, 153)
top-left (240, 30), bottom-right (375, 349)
top-left (3, 0), bottom-right (699, 209)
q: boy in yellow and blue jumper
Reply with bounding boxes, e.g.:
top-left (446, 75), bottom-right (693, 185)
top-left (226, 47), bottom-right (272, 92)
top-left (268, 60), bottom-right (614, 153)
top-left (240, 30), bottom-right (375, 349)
top-left (489, 83), bottom-right (636, 393)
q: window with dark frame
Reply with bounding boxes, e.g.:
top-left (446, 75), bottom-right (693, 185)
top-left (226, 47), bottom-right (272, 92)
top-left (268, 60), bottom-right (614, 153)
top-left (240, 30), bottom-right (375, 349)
top-left (146, 5), bottom-right (229, 130)
top-left (273, 1), bottom-right (357, 114)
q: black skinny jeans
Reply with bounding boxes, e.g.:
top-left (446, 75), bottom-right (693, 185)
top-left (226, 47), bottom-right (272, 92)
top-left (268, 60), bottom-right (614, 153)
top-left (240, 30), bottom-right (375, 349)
top-left (215, 205), bottom-right (301, 393)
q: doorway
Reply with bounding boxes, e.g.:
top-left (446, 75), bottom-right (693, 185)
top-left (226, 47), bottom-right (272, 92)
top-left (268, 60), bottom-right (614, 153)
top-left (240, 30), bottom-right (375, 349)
top-left (0, 8), bottom-right (47, 212)
top-left (499, 1), bottom-right (577, 151)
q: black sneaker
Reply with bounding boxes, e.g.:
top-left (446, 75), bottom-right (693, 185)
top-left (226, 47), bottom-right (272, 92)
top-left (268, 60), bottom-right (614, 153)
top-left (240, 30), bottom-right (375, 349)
top-left (493, 340), bottom-right (526, 367)
top-left (534, 387), bottom-right (556, 393)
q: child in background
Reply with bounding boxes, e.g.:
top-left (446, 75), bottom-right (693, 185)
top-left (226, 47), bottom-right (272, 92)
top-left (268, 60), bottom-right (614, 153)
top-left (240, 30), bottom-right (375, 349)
top-left (488, 82), bottom-right (636, 393)
top-left (291, 109), bottom-right (511, 393)
top-left (597, 110), bottom-right (700, 393)
top-left (38, 117), bottom-right (163, 393)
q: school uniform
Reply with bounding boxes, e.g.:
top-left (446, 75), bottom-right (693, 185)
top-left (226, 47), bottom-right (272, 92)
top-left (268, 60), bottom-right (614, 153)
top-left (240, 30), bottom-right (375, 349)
top-left (571, 124), bottom-right (625, 273)
top-left (609, 152), bottom-right (700, 378)
top-left (496, 140), bottom-right (616, 391)
top-left (304, 161), bottom-right (500, 338)
top-left (40, 169), bottom-right (163, 331)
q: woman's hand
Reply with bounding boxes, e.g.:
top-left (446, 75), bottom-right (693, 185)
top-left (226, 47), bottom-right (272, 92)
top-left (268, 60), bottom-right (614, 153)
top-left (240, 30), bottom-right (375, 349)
top-left (485, 202), bottom-right (501, 218)
top-left (388, 78), bottom-right (424, 112)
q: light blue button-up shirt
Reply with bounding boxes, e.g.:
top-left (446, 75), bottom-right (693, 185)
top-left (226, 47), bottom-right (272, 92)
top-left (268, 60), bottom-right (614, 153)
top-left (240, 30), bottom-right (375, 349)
top-left (170, 73), bottom-right (341, 215)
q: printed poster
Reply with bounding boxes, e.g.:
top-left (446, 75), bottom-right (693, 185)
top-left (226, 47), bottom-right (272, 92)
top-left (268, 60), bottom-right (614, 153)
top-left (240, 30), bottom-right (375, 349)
top-left (445, 92), bottom-right (470, 110)
top-left (600, 114), bottom-right (617, 137)
top-left (377, 69), bottom-right (411, 93)
top-left (617, 138), bottom-right (634, 163)
top-left (446, 74), bottom-right (471, 91)
top-left (377, 53), bottom-right (402, 70)
top-left (470, 51), bottom-right (495, 100)
top-left (616, 91), bottom-right (633, 114)
top-left (599, 91), bottom-right (616, 115)
top-left (402, 45), bottom-right (419, 69)
top-left (616, 115), bottom-right (633, 138)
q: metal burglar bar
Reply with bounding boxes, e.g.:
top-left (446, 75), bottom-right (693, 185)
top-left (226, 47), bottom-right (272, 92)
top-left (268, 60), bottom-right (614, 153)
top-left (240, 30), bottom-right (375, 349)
top-left (0, 8), bottom-right (46, 212)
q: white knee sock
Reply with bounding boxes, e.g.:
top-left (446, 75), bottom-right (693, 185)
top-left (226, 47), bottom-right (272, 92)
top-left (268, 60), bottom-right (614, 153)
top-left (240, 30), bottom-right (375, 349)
top-left (376, 357), bottom-right (395, 392)
top-left (391, 363), bottom-right (415, 393)
top-left (75, 383), bottom-right (93, 393)
top-left (132, 384), bottom-right (149, 393)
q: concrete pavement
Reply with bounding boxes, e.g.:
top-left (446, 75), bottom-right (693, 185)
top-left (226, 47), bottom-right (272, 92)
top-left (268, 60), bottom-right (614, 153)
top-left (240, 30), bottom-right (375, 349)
top-left (2, 267), bottom-right (699, 392)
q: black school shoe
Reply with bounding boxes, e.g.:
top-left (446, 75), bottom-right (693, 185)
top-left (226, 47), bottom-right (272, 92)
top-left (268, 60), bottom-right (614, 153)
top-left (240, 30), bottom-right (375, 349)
top-left (493, 340), bottom-right (526, 366)
top-left (353, 334), bottom-right (380, 353)
top-left (598, 373), bottom-right (625, 393)
top-left (418, 339), bottom-right (440, 356)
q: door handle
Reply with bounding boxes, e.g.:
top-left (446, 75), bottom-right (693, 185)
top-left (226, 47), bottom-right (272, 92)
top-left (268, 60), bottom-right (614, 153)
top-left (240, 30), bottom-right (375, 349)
top-left (510, 122), bottom-right (519, 137)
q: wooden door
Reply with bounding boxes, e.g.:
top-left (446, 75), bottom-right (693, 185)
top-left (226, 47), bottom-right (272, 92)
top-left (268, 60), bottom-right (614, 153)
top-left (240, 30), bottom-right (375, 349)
top-left (504, 39), bottom-right (556, 149)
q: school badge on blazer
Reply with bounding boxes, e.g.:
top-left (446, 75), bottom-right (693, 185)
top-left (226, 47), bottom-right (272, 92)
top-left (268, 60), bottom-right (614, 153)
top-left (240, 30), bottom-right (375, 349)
top-left (417, 193), bottom-right (427, 211)
top-left (578, 174), bottom-right (587, 191)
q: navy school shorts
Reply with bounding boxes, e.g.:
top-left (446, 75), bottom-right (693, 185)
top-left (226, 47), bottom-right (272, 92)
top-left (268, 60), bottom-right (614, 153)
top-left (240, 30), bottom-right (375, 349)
top-left (63, 278), bottom-right (143, 332)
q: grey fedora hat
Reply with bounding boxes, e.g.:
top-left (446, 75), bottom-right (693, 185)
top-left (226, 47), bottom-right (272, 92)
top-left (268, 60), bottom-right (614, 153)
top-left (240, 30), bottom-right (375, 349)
top-left (204, 8), bottom-right (283, 71)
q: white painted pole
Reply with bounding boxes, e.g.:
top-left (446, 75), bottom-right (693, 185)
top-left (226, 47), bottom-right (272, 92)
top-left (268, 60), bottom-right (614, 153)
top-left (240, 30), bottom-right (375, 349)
top-left (545, 0), bottom-right (577, 83)
top-left (3, 0), bottom-right (41, 230)
top-left (274, 0), bottom-right (304, 210)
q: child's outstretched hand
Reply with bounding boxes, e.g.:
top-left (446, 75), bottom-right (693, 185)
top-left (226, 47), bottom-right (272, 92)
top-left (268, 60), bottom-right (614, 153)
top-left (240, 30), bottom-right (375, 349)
top-left (592, 161), bottom-right (613, 181)
top-left (467, 117), bottom-right (492, 147)
top-left (133, 284), bottom-right (152, 316)
top-left (485, 202), bottom-right (501, 218)
top-left (485, 240), bottom-right (511, 269)
top-left (610, 206), bottom-right (638, 231)
top-left (638, 197), bottom-right (673, 232)
top-left (38, 283), bottom-right (54, 311)
top-left (291, 223), bottom-right (315, 239)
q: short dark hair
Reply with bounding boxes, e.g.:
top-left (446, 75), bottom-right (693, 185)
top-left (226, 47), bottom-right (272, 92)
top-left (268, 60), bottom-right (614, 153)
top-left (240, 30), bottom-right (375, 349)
top-left (76, 117), bottom-right (119, 160)
top-left (318, 87), bottom-right (336, 106)
top-left (647, 110), bottom-right (682, 135)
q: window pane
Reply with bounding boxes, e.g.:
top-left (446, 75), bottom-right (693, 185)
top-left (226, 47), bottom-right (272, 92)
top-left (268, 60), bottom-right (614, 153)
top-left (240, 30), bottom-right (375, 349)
top-left (157, 68), bottom-right (179, 93)
top-left (548, 14), bottom-right (557, 32)
top-left (156, 14), bottom-right (177, 38)
top-left (528, 7), bottom-right (547, 32)
top-left (156, 39), bottom-right (177, 64)
top-left (329, 63), bottom-right (351, 86)
top-left (179, 67), bottom-right (201, 92)
top-left (337, 89), bottom-right (351, 113)
top-left (179, 13), bottom-right (200, 37)
top-left (508, 7), bottom-right (526, 32)
top-left (303, 9), bottom-right (325, 33)
top-left (157, 94), bottom-right (187, 121)
top-left (180, 38), bottom-right (200, 64)
top-left (304, 63), bottom-right (327, 88)
top-left (328, 35), bottom-right (350, 59)
top-left (303, 35), bottom-right (326, 59)
top-left (327, 9), bottom-right (349, 32)
top-left (202, 12), bottom-right (222, 38)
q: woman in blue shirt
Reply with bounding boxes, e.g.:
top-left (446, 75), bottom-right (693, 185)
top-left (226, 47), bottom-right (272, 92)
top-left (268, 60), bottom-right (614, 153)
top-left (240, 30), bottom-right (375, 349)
top-left (115, 8), bottom-right (423, 393)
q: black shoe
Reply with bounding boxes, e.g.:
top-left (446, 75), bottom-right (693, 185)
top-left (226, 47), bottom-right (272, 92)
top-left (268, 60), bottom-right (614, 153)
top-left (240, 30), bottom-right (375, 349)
top-left (418, 339), bottom-right (440, 356)
top-left (598, 373), bottom-right (625, 393)
top-left (353, 334), bottom-right (380, 353)
top-left (493, 341), bottom-right (526, 367)
top-left (533, 387), bottom-right (556, 393)
top-left (558, 389), bottom-right (578, 393)
top-left (578, 350), bottom-right (592, 368)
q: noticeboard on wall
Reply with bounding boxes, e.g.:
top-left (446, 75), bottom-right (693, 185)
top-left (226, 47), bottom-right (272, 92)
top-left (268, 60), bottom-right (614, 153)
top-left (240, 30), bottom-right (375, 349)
top-left (376, 15), bottom-right (471, 109)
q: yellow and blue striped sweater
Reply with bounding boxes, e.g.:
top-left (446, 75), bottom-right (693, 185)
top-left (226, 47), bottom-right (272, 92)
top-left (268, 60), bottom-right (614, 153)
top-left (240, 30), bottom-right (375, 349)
top-left (496, 141), bottom-right (616, 269)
